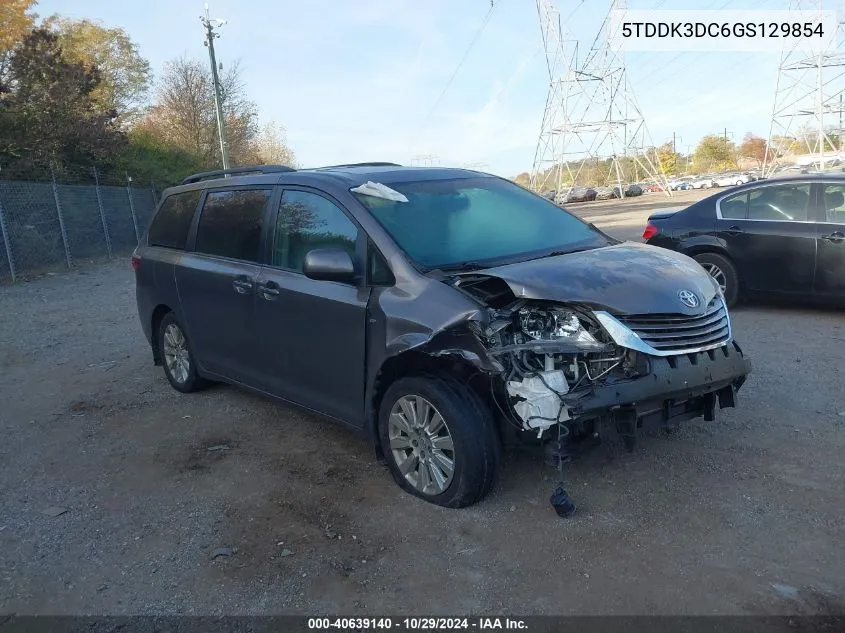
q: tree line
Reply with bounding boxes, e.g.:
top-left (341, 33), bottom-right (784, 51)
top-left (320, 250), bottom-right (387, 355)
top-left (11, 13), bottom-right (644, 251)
top-left (515, 128), bottom-right (841, 190)
top-left (0, 0), bottom-right (296, 186)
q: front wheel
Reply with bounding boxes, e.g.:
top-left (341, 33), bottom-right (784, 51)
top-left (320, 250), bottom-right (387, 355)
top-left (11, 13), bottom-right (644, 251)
top-left (693, 252), bottom-right (740, 308)
top-left (378, 375), bottom-right (501, 508)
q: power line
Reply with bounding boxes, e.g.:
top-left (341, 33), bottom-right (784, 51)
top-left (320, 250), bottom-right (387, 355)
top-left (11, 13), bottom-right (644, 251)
top-left (633, 0), bottom-right (749, 85)
top-left (415, 1), bottom-right (500, 138)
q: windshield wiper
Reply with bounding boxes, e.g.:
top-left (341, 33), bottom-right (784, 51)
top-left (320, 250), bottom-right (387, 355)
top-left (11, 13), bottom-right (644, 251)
top-left (439, 261), bottom-right (489, 272)
top-left (538, 247), bottom-right (594, 258)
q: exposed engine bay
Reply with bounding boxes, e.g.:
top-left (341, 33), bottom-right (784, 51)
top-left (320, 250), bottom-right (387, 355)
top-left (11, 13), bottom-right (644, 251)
top-left (435, 268), bottom-right (750, 516)
top-left (473, 300), bottom-right (644, 437)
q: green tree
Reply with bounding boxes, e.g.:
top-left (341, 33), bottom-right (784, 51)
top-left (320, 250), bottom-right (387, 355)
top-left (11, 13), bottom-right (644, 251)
top-left (693, 135), bottom-right (736, 171)
top-left (121, 126), bottom-right (207, 186)
top-left (0, 28), bottom-right (125, 165)
top-left (43, 15), bottom-right (151, 124)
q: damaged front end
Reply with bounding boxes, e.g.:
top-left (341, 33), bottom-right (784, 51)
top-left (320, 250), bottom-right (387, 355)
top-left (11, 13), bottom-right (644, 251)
top-left (450, 274), bottom-right (752, 462)
top-left (478, 301), bottom-right (641, 438)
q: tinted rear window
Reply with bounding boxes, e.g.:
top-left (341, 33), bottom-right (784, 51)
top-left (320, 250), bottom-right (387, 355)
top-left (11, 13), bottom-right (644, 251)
top-left (147, 190), bottom-right (202, 249)
top-left (195, 189), bottom-right (272, 262)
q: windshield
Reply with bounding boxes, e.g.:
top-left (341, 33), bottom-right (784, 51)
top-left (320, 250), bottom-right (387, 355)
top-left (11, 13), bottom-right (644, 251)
top-left (352, 176), bottom-right (609, 270)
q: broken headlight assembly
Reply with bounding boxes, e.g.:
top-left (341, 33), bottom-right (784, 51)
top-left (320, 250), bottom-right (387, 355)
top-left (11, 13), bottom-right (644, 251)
top-left (518, 306), bottom-right (606, 348)
top-left (483, 303), bottom-right (640, 436)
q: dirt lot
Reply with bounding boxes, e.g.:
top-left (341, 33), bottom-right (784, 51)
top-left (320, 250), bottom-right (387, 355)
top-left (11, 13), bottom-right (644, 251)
top-left (1, 192), bottom-right (844, 617)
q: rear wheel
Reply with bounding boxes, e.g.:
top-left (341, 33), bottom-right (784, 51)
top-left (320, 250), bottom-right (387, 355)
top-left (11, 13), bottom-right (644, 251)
top-left (693, 252), bottom-right (739, 308)
top-left (157, 312), bottom-right (207, 393)
top-left (378, 375), bottom-right (501, 508)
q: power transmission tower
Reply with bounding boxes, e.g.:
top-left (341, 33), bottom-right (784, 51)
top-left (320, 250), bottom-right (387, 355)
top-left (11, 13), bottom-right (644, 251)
top-left (201, 4), bottom-right (230, 170)
top-left (763, 0), bottom-right (845, 176)
top-left (530, 0), bottom-right (670, 198)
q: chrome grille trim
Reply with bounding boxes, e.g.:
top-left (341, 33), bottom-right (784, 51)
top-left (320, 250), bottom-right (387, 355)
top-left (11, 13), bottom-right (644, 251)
top-left (593, 297), bottom-right (733, 357)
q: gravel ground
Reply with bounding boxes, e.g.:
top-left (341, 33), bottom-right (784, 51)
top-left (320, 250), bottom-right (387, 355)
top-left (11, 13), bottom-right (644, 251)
top-left (1, 193), bottom-right (843, 617)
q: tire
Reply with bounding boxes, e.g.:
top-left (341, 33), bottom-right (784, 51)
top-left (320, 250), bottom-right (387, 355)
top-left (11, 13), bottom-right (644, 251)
top-left (157, 312), bottom-right (208, 393)
top-left (693, 252), bottom-right (740, 308)
top-left (378, 374), bottom-right (501, 508)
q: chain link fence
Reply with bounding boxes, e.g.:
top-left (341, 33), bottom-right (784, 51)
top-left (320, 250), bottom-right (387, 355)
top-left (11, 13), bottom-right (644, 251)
top-left (0, 160), bottom-right (164, 282)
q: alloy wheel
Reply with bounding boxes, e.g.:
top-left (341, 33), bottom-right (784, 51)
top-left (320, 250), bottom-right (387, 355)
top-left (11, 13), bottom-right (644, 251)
top-left (388, 395), bottom-right (455, 495)
top-left (163, 323), bottom-right (190, 384)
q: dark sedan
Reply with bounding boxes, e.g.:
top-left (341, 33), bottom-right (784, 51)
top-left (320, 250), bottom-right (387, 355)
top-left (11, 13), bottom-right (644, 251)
top-left (642, 174), bottom-right (845, 307)
top-left (617, 183), bottom-right (644, 197)
top-left (565, 186), bottom-right (598, 203)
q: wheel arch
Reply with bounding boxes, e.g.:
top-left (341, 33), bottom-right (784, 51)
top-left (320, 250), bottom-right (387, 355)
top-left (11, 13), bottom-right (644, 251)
top-left (368, 350), bottom-right (498, 459)
top-left (150, 304), bottom-right (173, 365)
top-left (682, 246), bottom-right (743, 298)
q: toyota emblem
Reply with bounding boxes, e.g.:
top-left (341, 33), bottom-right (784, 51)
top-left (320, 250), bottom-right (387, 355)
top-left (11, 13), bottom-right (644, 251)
top-left (678, 289), bottom-right (700, 308)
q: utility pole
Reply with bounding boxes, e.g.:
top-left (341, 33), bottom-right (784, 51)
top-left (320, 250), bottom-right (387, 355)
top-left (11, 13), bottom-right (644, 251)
top-left (201, 4), bottom-right (230, 170)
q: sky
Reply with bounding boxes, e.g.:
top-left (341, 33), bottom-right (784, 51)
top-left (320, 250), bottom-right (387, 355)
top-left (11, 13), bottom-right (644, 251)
top-left (32, 0), bottom-right (842, 177)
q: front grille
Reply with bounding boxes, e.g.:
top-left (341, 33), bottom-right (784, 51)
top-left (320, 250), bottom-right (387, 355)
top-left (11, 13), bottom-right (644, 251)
top-left (618, 297), bottom-right (730, 353)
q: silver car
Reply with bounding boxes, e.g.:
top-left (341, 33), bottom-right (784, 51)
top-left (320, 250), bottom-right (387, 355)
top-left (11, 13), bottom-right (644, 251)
top-left (714, 173), bottom-right (752, 187)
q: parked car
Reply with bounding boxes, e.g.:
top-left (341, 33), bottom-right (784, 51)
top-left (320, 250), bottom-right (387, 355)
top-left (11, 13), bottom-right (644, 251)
top-left (565, 187), bottom-right (598, 203)
top-left (772, 165), bottom-right (808, 177)
top-left (543, 190), bottom-right (556, 201)
top-left (668, 179), bottom-right (694, 191)
top-left (642, 174), bottom-right (845, 307)
top-left (594, 186), bottom-right (617, 200)
top-left (616, 183), bottom-right (644, 197)
top-left (690, 175), bottom-right (716, 189)
top-left (714, 173), bottom-right (753, 187)
top-left (134, 163), bottom-right (752, 509)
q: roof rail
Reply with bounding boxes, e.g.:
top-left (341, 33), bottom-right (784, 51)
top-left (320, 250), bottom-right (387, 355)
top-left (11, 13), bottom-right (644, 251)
top-left (318, 162), bottom-right (402, 169)
top-left (181, 164), bottom-right (296, 185)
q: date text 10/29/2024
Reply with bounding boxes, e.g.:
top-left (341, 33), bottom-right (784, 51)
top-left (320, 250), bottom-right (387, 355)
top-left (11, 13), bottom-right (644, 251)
top-left (308, 618), bottom-right (528, 630)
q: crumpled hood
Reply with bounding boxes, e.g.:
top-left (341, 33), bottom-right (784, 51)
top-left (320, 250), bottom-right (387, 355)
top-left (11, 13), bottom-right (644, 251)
top-left (462, 242), bottom-right (719, 316)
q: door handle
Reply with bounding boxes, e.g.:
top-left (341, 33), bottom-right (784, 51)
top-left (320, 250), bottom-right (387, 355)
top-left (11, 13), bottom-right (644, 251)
top-left (723, 225), bottom-right (744, 235)
top-left (820, 231), bottom-right (845, 243)
top-left (232, 279), bottom-right (254, 294)
top-left (258, 282), bottom-right (280, 300)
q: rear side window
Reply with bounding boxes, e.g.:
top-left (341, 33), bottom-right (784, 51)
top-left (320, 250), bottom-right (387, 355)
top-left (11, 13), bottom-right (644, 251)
top-left (195, 189), bottom-right (272, 262)
top-left (147, 190), bottom-right (202, 249)
top-left (720, 191), bottom-right (748, 219)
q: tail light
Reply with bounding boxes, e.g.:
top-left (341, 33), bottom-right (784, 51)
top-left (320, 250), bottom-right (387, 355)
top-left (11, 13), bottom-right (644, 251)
top-left (642, 223), bottom-right (659, 240)
top-left (131, 255), bottom-right (141, 272)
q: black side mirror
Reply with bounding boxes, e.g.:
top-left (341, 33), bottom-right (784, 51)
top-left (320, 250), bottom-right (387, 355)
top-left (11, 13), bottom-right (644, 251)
top-left (302, 248), bottom-right (356, 282)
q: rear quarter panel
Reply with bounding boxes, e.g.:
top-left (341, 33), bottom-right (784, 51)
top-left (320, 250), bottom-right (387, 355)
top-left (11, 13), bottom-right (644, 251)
top-left (135, 246), bottom-right (187, 346)
top-left (648, 200), bottom-right (723, 253)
